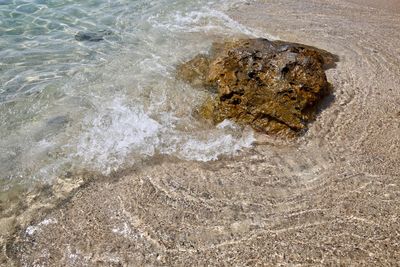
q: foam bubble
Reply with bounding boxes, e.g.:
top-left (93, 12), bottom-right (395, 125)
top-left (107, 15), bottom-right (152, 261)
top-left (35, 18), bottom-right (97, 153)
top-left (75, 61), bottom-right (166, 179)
top-left (76, 98), bottom-right (161, 174)
top-left (74, 97), bottom-right (254, 174)
top-left (26, 218), bottom-right (57, 236)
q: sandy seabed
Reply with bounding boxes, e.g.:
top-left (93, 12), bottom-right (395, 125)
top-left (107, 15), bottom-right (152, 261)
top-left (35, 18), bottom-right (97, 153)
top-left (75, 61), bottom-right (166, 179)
top-left (3, 0), bottom-right (400, 265)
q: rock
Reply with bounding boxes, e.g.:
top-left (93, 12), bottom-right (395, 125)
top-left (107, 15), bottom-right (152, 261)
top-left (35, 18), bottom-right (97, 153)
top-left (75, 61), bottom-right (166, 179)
top-left (75, 30), bottom-right (112, 42)
top-left (177, 38), bottom-right (337, 137)
top-left (176, 54), bottom-right (212, 89)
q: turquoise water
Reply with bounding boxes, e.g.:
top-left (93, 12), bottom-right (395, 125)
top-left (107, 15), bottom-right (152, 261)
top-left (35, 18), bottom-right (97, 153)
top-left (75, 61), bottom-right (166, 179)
top-left (0, 0), bottom-right (257, 192)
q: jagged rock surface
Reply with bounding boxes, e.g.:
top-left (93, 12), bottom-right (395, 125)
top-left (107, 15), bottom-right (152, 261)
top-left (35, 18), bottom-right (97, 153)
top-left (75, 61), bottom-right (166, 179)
top-left (177, 38), bottom-right (337, 136)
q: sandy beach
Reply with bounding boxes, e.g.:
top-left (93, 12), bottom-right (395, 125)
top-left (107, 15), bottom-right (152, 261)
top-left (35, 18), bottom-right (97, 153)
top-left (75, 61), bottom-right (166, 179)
top-left (348, 0), bottom-right (400, 12)
top-left (4, 0), bottom-right (400, 265)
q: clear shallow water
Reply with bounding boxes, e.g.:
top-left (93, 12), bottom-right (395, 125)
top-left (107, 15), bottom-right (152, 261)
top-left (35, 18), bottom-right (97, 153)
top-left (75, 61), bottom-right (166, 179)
top-left (0, 0), bottom-right (259, 192)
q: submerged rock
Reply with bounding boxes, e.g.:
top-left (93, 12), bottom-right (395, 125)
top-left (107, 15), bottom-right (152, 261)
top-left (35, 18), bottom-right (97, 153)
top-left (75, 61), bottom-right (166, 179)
top-left (75, 30), bottom-right (112, 42)
top-left (177, 38), bottom-right (337, 137)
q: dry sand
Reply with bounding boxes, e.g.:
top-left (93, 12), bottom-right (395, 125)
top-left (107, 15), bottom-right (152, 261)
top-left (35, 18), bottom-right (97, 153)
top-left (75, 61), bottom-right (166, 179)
top-left (4, 0), bottom-right (400, 265)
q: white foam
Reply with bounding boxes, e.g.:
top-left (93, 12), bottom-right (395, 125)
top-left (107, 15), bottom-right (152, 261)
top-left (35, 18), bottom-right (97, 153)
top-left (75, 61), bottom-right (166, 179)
top-left (76, 98), bottom-right (160, 174)
top-left (148, 6), bottom-right (262, 37)
top-left (74, 97), bottom-right (254, 173)
top-left (173, 131), bottom-right (255, 161)
top-left (26, 218), bottom-right (58, 236)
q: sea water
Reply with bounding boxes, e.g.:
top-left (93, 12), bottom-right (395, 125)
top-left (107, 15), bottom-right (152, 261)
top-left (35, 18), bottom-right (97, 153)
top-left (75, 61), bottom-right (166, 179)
top-left (0, 0), bottom-right (260, 195)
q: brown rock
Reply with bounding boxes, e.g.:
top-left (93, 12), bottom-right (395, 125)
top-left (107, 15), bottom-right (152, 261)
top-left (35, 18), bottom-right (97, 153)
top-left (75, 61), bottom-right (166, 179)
top-left (177, 38), bottom-right (337, 137)
top-left (176, 54), bottom-right (212, 89)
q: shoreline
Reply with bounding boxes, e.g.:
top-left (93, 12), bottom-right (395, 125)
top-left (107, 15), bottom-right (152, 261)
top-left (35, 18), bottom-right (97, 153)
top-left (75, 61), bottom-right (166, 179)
top-left (4, 0), bottom-right (400, 265)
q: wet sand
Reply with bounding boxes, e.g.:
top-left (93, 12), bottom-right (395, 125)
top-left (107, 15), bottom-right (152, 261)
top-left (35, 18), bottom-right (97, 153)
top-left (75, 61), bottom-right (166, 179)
top-left (348, 0), bottom-right (400, 12)
top-left (4, 0), bottom-right (400, 265)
